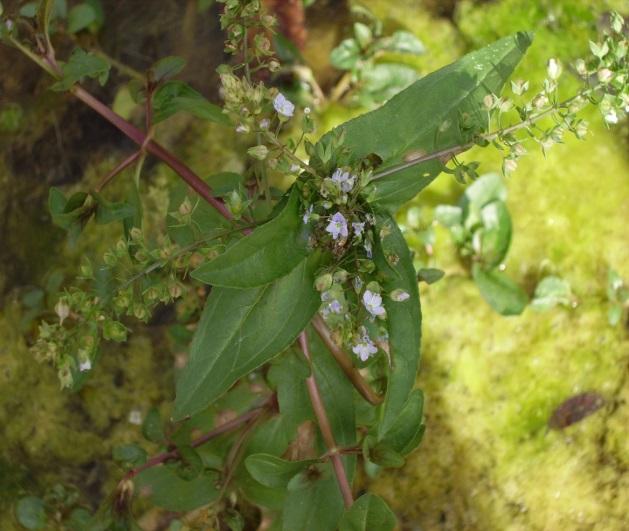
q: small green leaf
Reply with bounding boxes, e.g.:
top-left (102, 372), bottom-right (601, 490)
top-left (142, 407), bottom-right (165, 443)
top-left (245, 454), bottom-right (318, 489)
top-left (174, 253), bottom-right (325, 420)
top-left (151, 56), bottom-right (186, 82)
top-left (330, 38), bottom-right (361, 70)
top-left (135, 467), bottom-right (219, 512)
top-left (378, 389), bottom-right (424, 455)
top-left (472, 264), bottom-right (528, 316)
top-left (152, 80), bottom-right (229, 125)
top-left (367, 442), bottom-right (405, 468)
top-left (531, 276), bottom-right (573, 312)
top-left (175, 446), bottom-right (204, 480)
top-left (338, 494), bottom-right (397, 531)
top-left (464, 172), bottom-right (506, 209)
top-left (434, 205), bottom-right (463, 227)
top-left (353, 22), bottom-right (373, 49)
top-left (417, 268), bottom-right (444, 285)
top-left (268, 351), bottom-right (313, 431)
top-left (608, 304), bottom-right (623, 326)
top-left (192, 188), bottom-right (311, 288)
top-left (206, 171), bottom-right (246, 197)
top-left (373, 213), bottom-right (422, 435)
top-left (478, 200), bottom-right (512, 268)
top-left (51, 48), bottom-right (110, 91)
top-left (67, 3), bottom-right (97, 33)
top-left (92, 192), bottom-right (136, 225)
top-left (16, 497), bottom-right (46, 530)
top-left (376, 30), bottom-right (425, 55)
top-left (112, 443), bottom-right (147, 468)
top-left (358, 63), bottom-right (418, 105)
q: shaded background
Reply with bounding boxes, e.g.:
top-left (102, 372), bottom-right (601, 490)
top-left (0, 0), bottom-right (628, 529)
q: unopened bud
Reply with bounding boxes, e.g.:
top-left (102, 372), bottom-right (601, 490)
top-left (315, 273), bottom-right (333, 292)
top-left (247, 145), bottom-right (269, 160)
top-left (55, 300), bottom-right (70, 324)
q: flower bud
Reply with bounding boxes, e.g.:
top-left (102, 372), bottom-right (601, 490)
top-left (247, 145), bottom-right (269, 160)
top-left (55, 300), bottom-right (70, 324)
top-left (179, 197), bottom-right (193, 216)
top-left (315, 273), bottom-right (333, 292)
top-left (503, 158), bottom-right (518, 174)
top-left (574, 59), bottom-right (587, 76)
top-left (546, 58), bottom-right (562, 80)
top-left (390, 289), bottom-right (410, 302)
top-left (103, 320), bottom-right (128, 342)
top-left (597, 68), bottom-right (613, 84)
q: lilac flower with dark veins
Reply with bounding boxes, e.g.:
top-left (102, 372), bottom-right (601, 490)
top-left (326, 212), bottom-right (348, 240)
top-left (352, 330), bottom-right (378, 361)
top-left (352, 222), bottom-right (365, 237)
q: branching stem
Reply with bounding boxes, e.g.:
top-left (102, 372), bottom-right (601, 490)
top-left (298, 331), bottom-right (354, 508)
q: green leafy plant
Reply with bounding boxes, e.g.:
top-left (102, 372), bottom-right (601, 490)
top-left (1, 0), bottom-right (627, 528)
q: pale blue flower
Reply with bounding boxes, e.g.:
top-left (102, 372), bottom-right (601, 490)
top-left (363, 289), bottom-right (385, 317)
top-left (352, 331), bottom-right (378, 361)
top-left (328, 300), bottom-right (343, 314)
top-left (326, 212), bottom-right (348, 240)
top-left (273, 93), bottom-right (295, 118)
top-left (352, 222), bottom-right (365, 237)
top-left (331, 168), bottom-right (356, 193)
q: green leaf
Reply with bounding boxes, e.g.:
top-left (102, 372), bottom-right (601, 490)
top-left (192, 188), bottom-right (310, 288)
top-left (358, 63), bottom-right (418, 105)
top-left (608, 304), bottom-right (623, 326)
top-left (330, 38), bottom-right (361, 70)
top-left (378, 389), bottom-right (424, 455)
top-left (478, 200), bottom-right (512, 268)
top-left (417, 268), bottom-right (444, 285)
top-left (112, 443), bottom-right (147, 468)
top-left (142, 407), bottom-right (165, 443)
top-left (463, 172), bottom-right (507, 212)
top-left (434, 205), bottom-right (462, 227)
top-left (366, 442), bottom-right (405, 468)
top-left (16, 497), bottom-right (46, 530)
top-left (472, 264), bottom-right (528, 316)
top-left (282, 470), bottom-right (345, 531)
top-left (51, 48), bottom-right (110, 91)
top-left (67, 3), bottom-right (97, 33)
top-left (245, 454), bottom-right (318, 489)
top-left (376, 30), bottom-right (425, 55)
top-left (135, 467), bottom-right (219, 512)
top-left (206, 171), bottom-right (246, 197)
top-left (531, 276), bottom-right (573, 312)
top-left (373, 213), bottom-right (421, 435)
top-left (174, 253), bottom-right (325, 420)
top-left (92, 192), bottom-right (136, 225)
top-left (354, 22), bottom-right (373, 49)
top-left (152, 80), bottom-right (229, 125)
top-left (338, 494), bottom-right (397, 531)
top-left (151, 56), bottom-right (186, 82)
top-left (319, 33), bottom-right (532, 209)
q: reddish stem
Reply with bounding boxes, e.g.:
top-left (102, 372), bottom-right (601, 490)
top-left (299, 331), bottom-right (354, 508)
top-left (95, 150), bottom-right (141, 192)
top-left (125, 400), bottom-right (270, 480)
top-left (70, 86), bottom-right (233, 221)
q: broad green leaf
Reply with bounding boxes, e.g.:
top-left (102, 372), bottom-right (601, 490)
top-left (268, 350), bottom-right (314, 430)
top-left (319, 33), bottom-right (532, 209)
top-left (51, 48), bottom-right (110, 91)
top-left (151, 56), bottom-right (186, 82)
top-left (378, 389), bottom-right (424, 455)
top-left (472, 264), bottom-right (528, 316)
top-left (152, 80), bottom-right (229, 125)
top-left (16, 497), bottom-right (46, 530)
top-left (245, 454), bottom-right (318, 489)
top-left (330, 38), bottom-right (361, 70)
top-left (67, 3), bottom-right (97, 33)
top-left (373, 213), bottom-right (421, 435)
top-left (338, 494), bottom-right (397, 531)
top-left (192, 188), bottom-right (310, 288)
top-left (174, 253), bottom-right (324, 420)
top-left (141, 407), bottom-right (165, 444)
top-left (531, 276), bottom-right (573, 312)
top-left (282, 469), bottom-right (344, 531)
top-left (135, 467), bottom-right (219, 512)
top-left (478, 200), bottom-right (512, 268)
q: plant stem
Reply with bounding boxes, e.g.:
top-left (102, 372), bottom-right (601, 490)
top-left (124, 397), bottom-right (273, 480)
top-left (298, 331), bottom-right (354, 508)
top-left (311, 315), bottom-right (383, 406)
top-left (95, 151), bottom-right (142, 192)
top-left (372, 88), bottom-right (597, 180)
